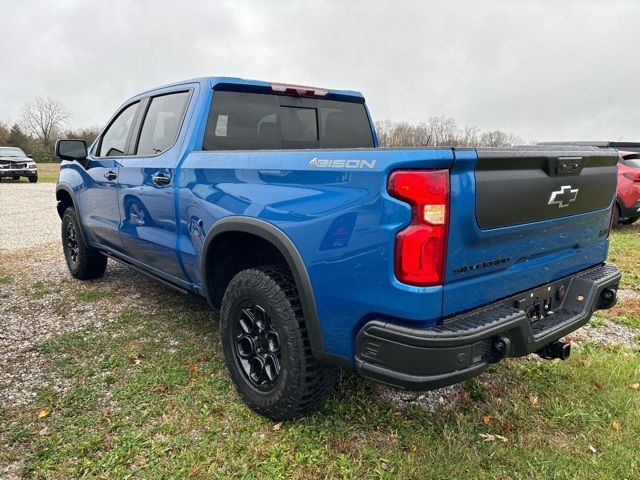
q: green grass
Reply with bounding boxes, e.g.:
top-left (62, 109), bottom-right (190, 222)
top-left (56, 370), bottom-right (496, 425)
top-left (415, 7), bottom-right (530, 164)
top-left (608, 222), bottom-right (640, 292)
top-left (74, 290), bottom-right (110, 302)
top-left (0, 162), bottom-right (60, 183)
top-left (1, 309), bottom-right (639, 479)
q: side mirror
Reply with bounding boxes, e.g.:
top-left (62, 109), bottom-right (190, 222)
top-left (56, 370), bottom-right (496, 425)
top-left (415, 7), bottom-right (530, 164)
top-left (27, 153), bottom-right (33, 158)
top-left (56, 139), bottom-right (88, 162)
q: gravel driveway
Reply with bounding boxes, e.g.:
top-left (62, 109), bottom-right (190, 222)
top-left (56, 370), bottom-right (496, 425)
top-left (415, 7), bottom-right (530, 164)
top-left (0, 183), bottom-right (59, 251)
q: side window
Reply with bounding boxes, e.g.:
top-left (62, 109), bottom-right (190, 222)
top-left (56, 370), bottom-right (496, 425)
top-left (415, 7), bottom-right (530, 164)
top-left (136, 91), bottom-right (190, 156)
top-left (98, 102), bottom-right (139, 157)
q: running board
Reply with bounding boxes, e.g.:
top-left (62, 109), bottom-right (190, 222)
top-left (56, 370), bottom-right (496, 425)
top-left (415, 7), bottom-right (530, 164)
top-left (101, 251), bottom-right (191, 295)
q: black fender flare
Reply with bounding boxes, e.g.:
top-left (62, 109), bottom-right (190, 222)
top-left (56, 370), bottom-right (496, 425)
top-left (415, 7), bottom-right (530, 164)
top-left (200, 216), bottom-right (347, 367)
top-left (56, 183), bottom-right (90, 247)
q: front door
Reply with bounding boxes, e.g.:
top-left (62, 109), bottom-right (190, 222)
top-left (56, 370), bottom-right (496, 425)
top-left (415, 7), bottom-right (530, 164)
top-left (79, 101), bottom-right (141, 251)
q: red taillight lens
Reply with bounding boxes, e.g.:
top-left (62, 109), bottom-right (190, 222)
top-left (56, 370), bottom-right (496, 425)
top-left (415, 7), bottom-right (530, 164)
top-left (387, 170), bottom-right (449, 286)
top-left (623, 171), bottom-right (640, 182)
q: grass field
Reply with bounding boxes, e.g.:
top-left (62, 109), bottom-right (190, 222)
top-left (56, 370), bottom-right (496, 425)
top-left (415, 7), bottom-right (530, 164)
top-left (1, 226), bottom-right (639, 478)
top-left (0, 162), bottom-right (60, 183)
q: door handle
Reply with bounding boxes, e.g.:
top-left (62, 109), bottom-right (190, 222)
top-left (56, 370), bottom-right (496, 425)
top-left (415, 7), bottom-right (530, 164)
top-left (104, 170), bottom-right (117, 181)
top-left (152, 172), bottom-right (171, 186)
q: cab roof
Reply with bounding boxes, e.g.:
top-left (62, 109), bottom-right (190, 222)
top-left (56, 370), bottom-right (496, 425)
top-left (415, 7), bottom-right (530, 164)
top-left (134, 76), bottom-right (365, 101)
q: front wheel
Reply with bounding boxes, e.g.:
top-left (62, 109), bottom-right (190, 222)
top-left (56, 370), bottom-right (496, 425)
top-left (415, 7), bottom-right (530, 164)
top-left (61, 207), bottom-right (107, 280)
top-left (220, 267), bottom-right (338, 420)
top-left (28, 174), bottom-right (38, 183)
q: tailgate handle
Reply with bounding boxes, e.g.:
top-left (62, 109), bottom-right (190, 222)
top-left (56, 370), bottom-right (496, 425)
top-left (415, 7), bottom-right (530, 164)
top-left (551, 156), bottom-right (584, 176)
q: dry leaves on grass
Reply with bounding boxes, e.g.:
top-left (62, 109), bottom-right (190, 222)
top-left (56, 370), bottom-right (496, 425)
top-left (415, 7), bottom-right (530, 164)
top-left (611, 420), bottom-right (621, 431)
top-left (37, 408), bottom-right (49, 418)
top-left (272, 422), bottom-right (283, 432)
top-left (629, 383), bottom-right (639, 390)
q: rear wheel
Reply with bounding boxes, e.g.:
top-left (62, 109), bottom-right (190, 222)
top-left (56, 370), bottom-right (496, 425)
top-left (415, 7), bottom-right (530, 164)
top-left (620, 216), bottom-right (638, 225)
top-left (220, 267), bottom-right (338, 420)
top-left (61, 207), bottom-right (107, 280)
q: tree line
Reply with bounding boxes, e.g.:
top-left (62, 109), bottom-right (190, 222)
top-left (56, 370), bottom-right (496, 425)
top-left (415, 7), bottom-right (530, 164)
top-left (0, 97), bottom-right (99, 162)
top-left (375, 117), bottom-right (524, 147)
top-left (1, 97), bottom-right (526, 162)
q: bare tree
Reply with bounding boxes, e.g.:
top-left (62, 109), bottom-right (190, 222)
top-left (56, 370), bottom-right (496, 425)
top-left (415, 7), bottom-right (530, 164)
top-left (20, 97), bottom-right (70, 149)
top-left (375, 118), bottom-right (525, 148)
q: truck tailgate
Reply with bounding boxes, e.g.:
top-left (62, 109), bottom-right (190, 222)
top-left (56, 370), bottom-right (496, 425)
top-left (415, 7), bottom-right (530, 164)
top-left (443, 147), bottom-right (618, 317)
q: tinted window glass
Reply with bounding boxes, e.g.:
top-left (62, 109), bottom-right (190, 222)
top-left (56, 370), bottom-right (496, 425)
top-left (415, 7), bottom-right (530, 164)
top-left (281, 107), bottom-right (317, 141)
top-left (203, 91), bottom-right (373, 150)
top-left (318, 100), bottom-right (374, 148)
top-left (99, 102), bottom-right (139, 157)
top-left (136, 91), bottom-right (190, 156)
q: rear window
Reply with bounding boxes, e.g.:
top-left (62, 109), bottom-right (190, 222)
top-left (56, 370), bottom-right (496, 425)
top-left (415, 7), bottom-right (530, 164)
top-left (203, 90), bottom-right (373, 150)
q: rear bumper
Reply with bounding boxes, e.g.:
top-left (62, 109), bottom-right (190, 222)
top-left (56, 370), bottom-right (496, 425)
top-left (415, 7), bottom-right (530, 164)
top-left (355, 263), bottom-right (621, 390)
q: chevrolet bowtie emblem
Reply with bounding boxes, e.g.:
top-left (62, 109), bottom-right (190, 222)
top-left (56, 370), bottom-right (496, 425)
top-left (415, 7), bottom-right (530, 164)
top-left (548, 185), bottom-right (579, 208)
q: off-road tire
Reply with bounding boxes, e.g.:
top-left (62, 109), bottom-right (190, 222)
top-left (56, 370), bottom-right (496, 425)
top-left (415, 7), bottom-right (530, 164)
top-left (28, 175), bottom-right (38, 183)
top-left (220, 266), bottom-right (338, 420)
top-left (61, 207), bottom-right (107, 280)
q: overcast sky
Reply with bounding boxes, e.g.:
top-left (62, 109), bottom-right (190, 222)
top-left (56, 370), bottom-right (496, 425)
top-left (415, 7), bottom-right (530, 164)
top-left (1, 0), bottom-right (639, 142)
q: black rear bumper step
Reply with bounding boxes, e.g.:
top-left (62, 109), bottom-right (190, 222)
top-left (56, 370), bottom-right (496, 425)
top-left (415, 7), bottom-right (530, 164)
top-left (355, 263), bottom-right (621, 391)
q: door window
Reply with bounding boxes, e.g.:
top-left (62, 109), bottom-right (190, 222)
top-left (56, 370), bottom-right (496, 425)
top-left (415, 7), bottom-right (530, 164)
top-left (98, 102), bottom-right (139, 157)
top-left (136, 91), bottom-right (190, 156)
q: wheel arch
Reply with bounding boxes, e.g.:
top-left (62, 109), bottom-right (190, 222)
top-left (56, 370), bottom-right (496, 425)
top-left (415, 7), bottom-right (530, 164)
top-left (201, 216), bottom-right (340, 365)
top-left (56, 184), bottom-right (91, 246)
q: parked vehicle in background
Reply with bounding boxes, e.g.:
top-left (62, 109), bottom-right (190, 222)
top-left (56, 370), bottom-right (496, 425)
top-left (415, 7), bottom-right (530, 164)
top-left (614, 151), bottom-right (640, 224)
top-left (0, 147), bottom-right (38, 182)
top-left (55, 77), bottom-right (621, 420)
top-left (540, 141), bottom-right (640, 225)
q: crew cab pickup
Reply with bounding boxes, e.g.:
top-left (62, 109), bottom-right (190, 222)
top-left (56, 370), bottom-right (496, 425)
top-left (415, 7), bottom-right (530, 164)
top-left (55, 77), bottom-right (621, 420)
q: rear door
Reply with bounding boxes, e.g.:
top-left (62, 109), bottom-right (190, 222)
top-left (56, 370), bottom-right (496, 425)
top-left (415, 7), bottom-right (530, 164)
top-left (443, 147), bottom-right (618, 316)
top-left (117, 89), bottom-right (193, 281)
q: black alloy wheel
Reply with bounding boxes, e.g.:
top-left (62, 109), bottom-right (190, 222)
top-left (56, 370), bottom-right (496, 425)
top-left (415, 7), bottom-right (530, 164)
top-left (233, 303), bottom-right (282, 391)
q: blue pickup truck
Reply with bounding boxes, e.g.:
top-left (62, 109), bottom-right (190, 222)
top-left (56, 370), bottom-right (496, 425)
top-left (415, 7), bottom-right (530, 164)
top-left (55, 76), bottom-right (621, 420)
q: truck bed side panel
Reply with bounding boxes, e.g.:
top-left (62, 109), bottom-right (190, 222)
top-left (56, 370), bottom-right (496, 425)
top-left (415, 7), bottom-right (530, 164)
top-left (177, 148), bottom-right (454, 359)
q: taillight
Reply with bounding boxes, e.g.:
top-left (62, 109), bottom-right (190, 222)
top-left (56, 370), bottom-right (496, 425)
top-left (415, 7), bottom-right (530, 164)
top-left (623, 171), bottom-right (640, 182)
top-left (387, 170), bottom-right (449, 286)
